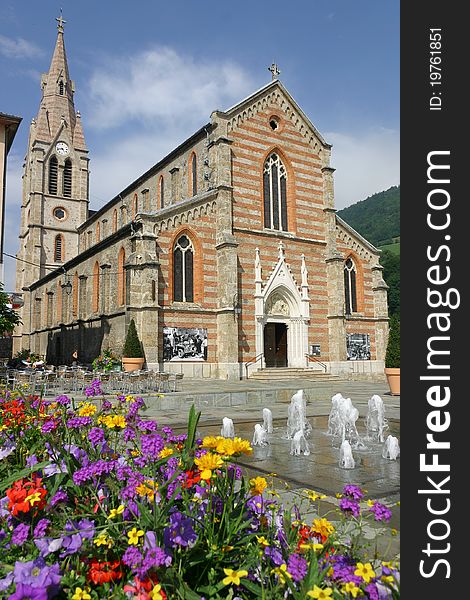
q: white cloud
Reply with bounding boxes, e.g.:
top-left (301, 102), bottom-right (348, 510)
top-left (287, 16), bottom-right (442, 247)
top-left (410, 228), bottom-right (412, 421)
top-left (86, 46), bottom-right (254, 130)
top-left (0, 34), bottom-right (43, 59)
top-left (325, 128), bottom-right (400, 209)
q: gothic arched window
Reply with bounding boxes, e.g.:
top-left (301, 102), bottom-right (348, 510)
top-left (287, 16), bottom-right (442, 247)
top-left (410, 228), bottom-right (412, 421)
top-left (344, 257), bottom-right (358, 315)
top-left (95, 221), bottom-right (100, 243)
top-left (263, 152), bottom-right (288, 231)
top-left (112, 209), bottom-right (117, 233)
top-left (54, 234), bottom-right (64, 262)
top-left (49, 156), bottom-right (58, 195)
top-left (63, 159), bottom-right (72, 197)
top-left (132, 194), bottom-right (138, 219)
top-left (190, 153), bottom-right (197, 196)
top-left (159, 176), bottom-right (164, 209)
top-left (93, 262), bottom-right (100, 313)
top-left (117, 247), bottom-right (126, 306)
top-left (173, 234), bottom-right (194, 302)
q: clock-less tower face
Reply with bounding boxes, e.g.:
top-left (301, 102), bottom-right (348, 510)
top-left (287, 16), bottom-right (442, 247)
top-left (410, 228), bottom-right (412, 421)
top-left (55, 141), bottom-right (69, 155)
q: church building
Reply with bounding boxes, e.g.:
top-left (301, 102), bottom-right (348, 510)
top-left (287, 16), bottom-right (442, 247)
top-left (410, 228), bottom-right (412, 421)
top-left (14, 19), bottom-right (389, 379)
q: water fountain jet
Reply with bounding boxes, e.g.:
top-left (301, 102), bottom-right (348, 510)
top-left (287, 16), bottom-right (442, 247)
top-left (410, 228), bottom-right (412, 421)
top-left (221, 417), bottom-right (235, 438)
top-left (382, 435), bottom-right (400, 460)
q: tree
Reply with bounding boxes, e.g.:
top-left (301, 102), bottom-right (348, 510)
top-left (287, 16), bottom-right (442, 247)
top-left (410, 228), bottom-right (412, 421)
top-left (380, 249), bottom-right (400, 317)
top-left (385, 315), bottom-right (400, 368)
top-left (122, 319), bottom-right (144, 358)
top-left (0, 284), bottom-right (21, 333)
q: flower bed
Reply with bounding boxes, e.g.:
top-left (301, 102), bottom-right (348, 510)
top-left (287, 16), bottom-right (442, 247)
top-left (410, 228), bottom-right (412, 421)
top-left (0, 385), bottom-right (400, 599)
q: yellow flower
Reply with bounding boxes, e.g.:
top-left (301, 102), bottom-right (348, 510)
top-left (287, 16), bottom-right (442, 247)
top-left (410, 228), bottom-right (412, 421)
top-left (250, 476), bottom-right (268, 495)
top-left (127, 527), bottom-right (145, 545)
top-left (381, 575), bottom-right (395, 584)
top-left (201, 436), bottom-right (220, 449)
top-left (312, 518), bottom-right (335, 539)
top-left (71, 588), bottom-right (91, 600)
top-left (367, 499), bottom-right (375, 507)
top-left (194, 452), bottom-right (224, 479)
top-left (299, 542), bottom-right (324, 552)
top-left (158, 447), bottom-right (174, 459)
top-left (256, 535), bottom-right (270, 547)
top-left (109, 504), bottom-right (125, 519)
top-left (78, 402), bottom-right (97, 417)
top-left (354, 562), bottom-right (376, 583)
top-left (125, 394), bottom-right (135, 402)
top-left (24, 492), bottom-right (42, 506)
top-left (230, 437), bottom-right (253, 455)
top-left (270, 563), bottom-right (292, 585)
top-left (135, 480), bottom-right (158, 502)
top-left (391, 528), bottom-right (398, 536)
top-left (94, 533), bottom-right (113, 548)
top-left (100, 414), bottom-right (126, 429)
top-left (149, 584), bottom-right (165, 600)
top-left (382, 561), bottom-right (395, 569)
top-left (307, 585), bottom-right (333, 598)
top-left (342, 582), bottom-right (363, 597)
top-left (304, 489), bottom-right (327, 502)
top-left (222, 568), bottom-right (248, 586)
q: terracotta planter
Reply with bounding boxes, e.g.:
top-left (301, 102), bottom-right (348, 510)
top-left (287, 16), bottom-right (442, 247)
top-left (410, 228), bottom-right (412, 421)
top-left (122, 357), bottom-right (145, 372)
top-left (384, 367), bottom-right (400, 396)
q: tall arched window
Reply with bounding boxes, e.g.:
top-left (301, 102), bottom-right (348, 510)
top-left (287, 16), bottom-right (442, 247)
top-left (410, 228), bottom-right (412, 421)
top-left (72, 272), bottom-right (79, 319)
top-left (344, 257), bottom-right (357, 315)
top-left (54, 234), bottom-right (64, 262)
top-left (159, 176), bottom-right (164, 209)
top-left (63, 159), bottom-right (72, 197)
top-left (59, 80), bottom-right (64, 95)
top-left (190, 153), bottom-right (197, 196)
top-left (112, 209), bottom-right (117, 233)
top-left (93, 262), bottom-right (100, 313)
top-left (96, 221), bottom-right (100, 243)
top-left (132, 194), bottom-right (138, 219)
top-left (263, 152), bottom-right (288, 231)
top-left (117, 247), bottom-right (126, 306)
top-left (49, 156), bottom-right (58, 195)
top-left (173, 235), bottom-right (194, 302)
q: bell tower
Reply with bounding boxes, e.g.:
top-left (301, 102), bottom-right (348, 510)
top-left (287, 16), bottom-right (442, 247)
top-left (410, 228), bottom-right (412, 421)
top-left (16, 13), bottom-right (89, 290)
top-left (14, 13), bottom-right (89, 352)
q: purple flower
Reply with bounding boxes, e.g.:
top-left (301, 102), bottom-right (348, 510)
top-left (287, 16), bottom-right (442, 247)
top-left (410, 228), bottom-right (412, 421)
top-left (34, 537), bottom-right (63, 557)
top-left (85, 379), bottom-right (103, 397)
top-left (33, 519), bottom-right (51, 538)
top-left (41, 420), bottom-right (57, 434)
top-left (55, 394), bottom-right (71, 406)
top-left (67, 416), bottom-right (92, 429)
top-left (369, 502), bottom-right (392, 522)
top-left (264, 546), bottom-right (283, 566)
top-left (343, 485), bottom-right (364, 501)
top-left (11, 523), bottom-right (29, 546)
top-left (0, 440), bottom-right (16, 460)
top-left (49, 490), bottom-right (68, 507)
top-left (13, 558), bottom-right (61, 589)
top-left (140, 433), bottom-right (164, 457)
top-left (339, 497), bottom-right (361, 518)
top-left (88, 427), bottom-right (105, 446)
top-left (287, 553), bottom-right (308, 581)
top-left (122, 546), bottom-right (143, 569)
top-left (163, 511), bottom-right (197, 549)
top-left (365, 582), bottom-right (380, 600)
top-left (8, 583), bottom-right (48, 600)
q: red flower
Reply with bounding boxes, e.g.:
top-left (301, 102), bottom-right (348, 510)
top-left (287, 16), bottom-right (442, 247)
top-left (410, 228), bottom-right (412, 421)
top-left (124, 575), bottom-right (166, 599)
top-left (6, 476), bottom-right (47, 517)
top-left (87, 560), bottom-right (123, 585)
top-left (183, 469), bottom-right (201, 489)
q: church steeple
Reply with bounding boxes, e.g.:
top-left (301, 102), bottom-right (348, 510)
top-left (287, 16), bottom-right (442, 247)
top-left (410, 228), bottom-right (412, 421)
top-left (34, 13), bottom-right (82, 144)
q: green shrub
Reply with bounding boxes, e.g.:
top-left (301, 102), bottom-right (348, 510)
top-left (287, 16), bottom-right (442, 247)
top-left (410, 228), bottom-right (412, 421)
top-left (385, 315), bottom-right (400, 368)
top-left (122, 318), bottom-right (144, 358)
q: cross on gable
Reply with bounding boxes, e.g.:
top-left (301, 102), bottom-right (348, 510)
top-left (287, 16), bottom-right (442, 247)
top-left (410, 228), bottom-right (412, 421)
top-left (268, 62), bottom-right (281, 80)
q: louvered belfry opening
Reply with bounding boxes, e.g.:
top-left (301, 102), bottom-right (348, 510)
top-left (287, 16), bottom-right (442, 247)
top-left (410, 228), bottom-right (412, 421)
top-left (54, 235), bottom-right (63, 262)
top-left (63, 159), bottom-right (72, 197)
top-left (49, 156), bottom-right (58, 195)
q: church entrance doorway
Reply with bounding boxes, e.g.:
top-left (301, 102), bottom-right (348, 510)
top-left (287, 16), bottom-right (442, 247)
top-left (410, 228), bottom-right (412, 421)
top-left (263, 322), bottom-right (288, 368)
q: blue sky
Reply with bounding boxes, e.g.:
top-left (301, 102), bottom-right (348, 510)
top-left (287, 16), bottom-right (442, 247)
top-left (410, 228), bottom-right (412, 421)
top-left (1, 0), bottom-right (399, 290)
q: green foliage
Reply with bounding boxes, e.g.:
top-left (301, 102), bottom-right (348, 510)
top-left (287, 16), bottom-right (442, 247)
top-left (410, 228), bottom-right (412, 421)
top-left (337, 185), bottom-right (400, 247)
top-left (380, 249), bottom-right (400, 317)
top-left (0, 283), bottom-right (21, 333)
top-left (385, 315), bottom-right (400, 368)
top-left (122, 318), bottom-right (144, 358)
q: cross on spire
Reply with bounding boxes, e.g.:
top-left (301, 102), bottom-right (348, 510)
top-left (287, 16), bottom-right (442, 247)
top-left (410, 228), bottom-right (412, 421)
top-left (56, 9), bottom-right (66, 33)
top-left (268, 62), bottom-right (280, 80)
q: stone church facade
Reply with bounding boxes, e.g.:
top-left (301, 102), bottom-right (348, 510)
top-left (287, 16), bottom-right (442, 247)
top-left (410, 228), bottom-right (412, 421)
top-left (14, 22), bottom-right (389, 379)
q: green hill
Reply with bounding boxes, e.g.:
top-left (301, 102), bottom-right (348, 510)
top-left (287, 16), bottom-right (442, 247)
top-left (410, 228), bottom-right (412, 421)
top-left (337, 185), bottom-right (400, 248)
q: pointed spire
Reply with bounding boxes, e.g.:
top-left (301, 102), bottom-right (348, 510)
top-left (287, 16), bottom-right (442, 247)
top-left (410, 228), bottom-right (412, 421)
top-left (35, 14), bottom-right (78, 141)
top-left (73, 111), bottom-right (87, 151)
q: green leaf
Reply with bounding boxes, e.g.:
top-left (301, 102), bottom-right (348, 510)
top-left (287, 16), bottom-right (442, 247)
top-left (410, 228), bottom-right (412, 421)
top-left (0, 461), bottom-right (51, 493)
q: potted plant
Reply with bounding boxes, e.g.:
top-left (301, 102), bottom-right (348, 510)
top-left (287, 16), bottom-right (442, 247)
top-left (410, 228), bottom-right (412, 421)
top-left (384, 315), bottom-right (400, 395)
top-left (122, 318), bottom-right (145, 372)
top-left (92, 349), bottom-right (120, 373)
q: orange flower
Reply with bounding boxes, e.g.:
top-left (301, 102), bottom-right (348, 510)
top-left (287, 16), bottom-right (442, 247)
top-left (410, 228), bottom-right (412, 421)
top-left (87, 560), bottom-right (123, 585)
top-left (6, 476), bottom-right (47, 516)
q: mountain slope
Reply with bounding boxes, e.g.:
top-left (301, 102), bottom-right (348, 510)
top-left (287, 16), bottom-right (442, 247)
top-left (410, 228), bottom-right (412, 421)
top-left (337, 186), bottom-right (400, 247)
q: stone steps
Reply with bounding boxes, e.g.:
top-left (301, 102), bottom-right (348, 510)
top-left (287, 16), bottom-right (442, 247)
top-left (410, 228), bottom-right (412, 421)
top-left (249, 368), bottom-right (340, 381)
